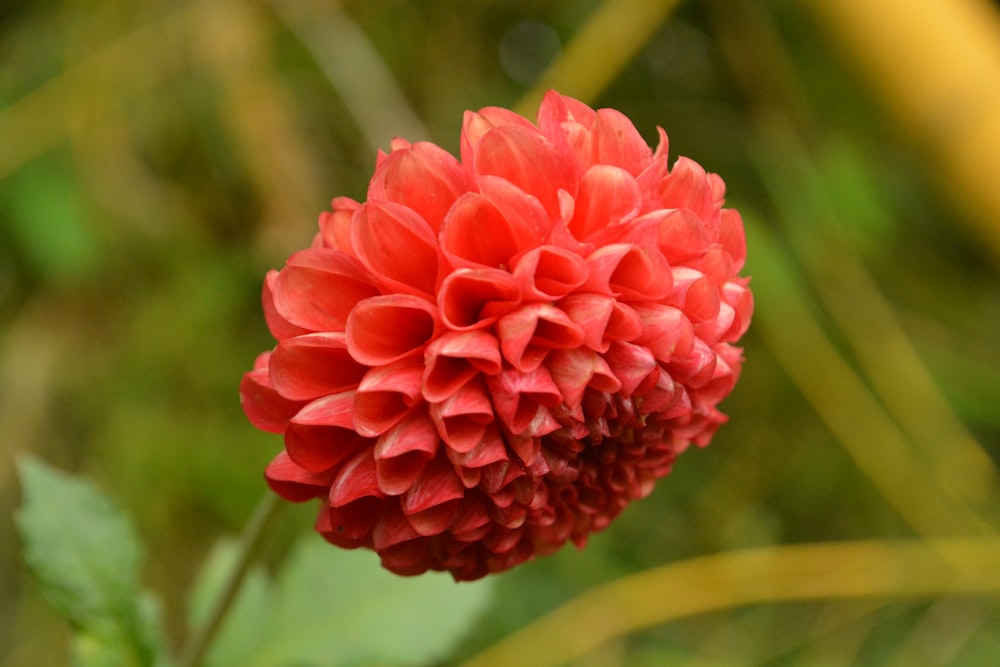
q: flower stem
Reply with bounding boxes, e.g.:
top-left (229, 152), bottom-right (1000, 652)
top-left (176, 492), bottom-right (285, 667)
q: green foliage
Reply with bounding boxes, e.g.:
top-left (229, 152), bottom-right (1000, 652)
top-left (189, 535), bottom-right (494, 667)
top-left (14, 458), bottom-right (166, 667)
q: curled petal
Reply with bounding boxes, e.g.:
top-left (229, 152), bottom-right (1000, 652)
top-left (446, 426), bottom-right (509, 468)
top-left (699, 245), bottom-right (735, 286)
top-left (285, 392), bottom-right (370, 472)
top-left (329, 446), bottom-right (383, 508)
top-left (440, 178), bottom-right (545, 269)
top-left (460, 107), bottom-right (537, 166)
top-left (352, 200), bottom-right (441, 296)
top-left (263, 271), bottom-right (309, 340)
top-left (558, 293), bottom-right (643, 352)
top-left (272, 249), bottom-right (381, 332)
top-left (367, 142), bottom-right (471, 232)
top-left (373, 408), bottom-right (439, 495)
top-left (354, 358), bottom-right (425, 437)
top-left (660, 157), bottom-right (718, 225)
top-left (547, 348), bottom-right (622, 409)
top-left (269, 332), bottom-right (368, 401)
top-left (591, 108), bottom-right (654, 175)
top-left (603, 341), bottom-right (659, 397)
top-left (512, 245), bottom-right (589, 301)
top-left (585, 243), bottom-right (672, 302)
top-left (474, 124), bottom-right (578, 220)
top-left (373, 502), bottom-right (422, 550)
top-left (720, 208), bottom-right (748, 271)
top-left (722, 280), bottom-right (754, 341)
top-left (265, 451), bottom-right (338, 502)
top-left (497, 303), bottom-right (586, 372)
top-left (634, 303), bottom-right (694, 363)
top-left (438, 268), bottom-right (521, 331)
top-left (240, 356), bottom-right (307, 433)
top-left (346, 294), bottom-right (439, 366)
top-left (430, 378), bottom-right (495, 453)
top-left (656, 208), bottom-right (711, 263)
top-left (317, 197), bottom-right (360, 253)
top-left (693, 302), bottom-right (737, 346)
top-left (486, 365), bottom-right (563, 435)
top-left (402, 454), bottom-right (466, 516)
top-left (667, 337), bottom-right (717, 387)
top-left (423, 330), bottom-right (502, 402)
top-left (670, 267), bottom-right (721, 323)
top-left (569, 165), bottom-right (641, 239)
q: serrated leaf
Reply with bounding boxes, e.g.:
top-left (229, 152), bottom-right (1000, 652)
top-left (234, 535), bottom-right (494, 667)
top-left (187, 538), bottom-right (272, 667)
top-left (15, 457), bottom-right (164, 666)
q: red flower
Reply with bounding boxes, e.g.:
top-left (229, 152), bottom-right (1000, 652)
top-left (240, 91), bottom-right (753, 580)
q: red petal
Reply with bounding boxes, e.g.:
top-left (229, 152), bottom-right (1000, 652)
top-left (474, 124), bottom-right (578, 221)
top-left (512, 245), bottom-right (589, 301)
top-left (329, 446), bottom-right (383, 507)
top-left (445, 425), bottom-right (509, 468)
top-left (272, 249), bottom-right (381, 332)
top-left (373, 502), bottom-right (422, 550)
top-left (603, 341), bottom-right (659, 397)
top-left (585, 243), bottom-right (672, 302)
top-left (437, 268), bottom-right (521, 331)
top-left (352, 200), bottom-right (441, 296)
top-left (590, 108), bottom-right (654, 175)
top-left (496, 303), bottom-right (586, 372)
top-left (263, 271), bottom-right (309, 340)
top-left (402, 454), bottom-right (465, 515)
top-left (367, 142), bottom-right (471, 233)
top-left (317, 197), bottom-right (360, 253)
top-left (346, 294), bottom-right (439, 366)
top-left (656, 208), bottom-right (710, 263)
top-left (460, 107), bottom-right (536, 166)
top-left (264, 451), bottom-right (338, 502)
top-left (240, 362), bottom-right (307, 434)
top-left (422, 330), bottom-right (502, 402)
top-left (486, 365), bottom-right (562, 435)
top-left (269, 332), bottom-right (368, 401)
top-left (353, 358), bottom-right (425, 437)
top-left (670, 268), bottom-right (721, 323)
top-left (568, 165), bottom-right (641, 239)
top-left (429, 378), bottom-right (495, 453)
top-left (373, 408), bottom-right (439, 495)
top-left (719, 208), bottom-right (747, 271)
top-left (660, 157), bottom-right (718, 223)
top-left (285, 392), bottom-right (370, 472)
top-left (547, 347), bottom-right (621, 408)
top-left (634, 304), bottom-right (694, 363)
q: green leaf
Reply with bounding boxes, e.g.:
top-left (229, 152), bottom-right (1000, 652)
top-left (15, 457), bottom-right (165, 667)
top-left (197, 533), bottom-right (494, 667)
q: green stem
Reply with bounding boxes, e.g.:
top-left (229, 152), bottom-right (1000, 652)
top-left (176, 492), bottom-right (284, 667)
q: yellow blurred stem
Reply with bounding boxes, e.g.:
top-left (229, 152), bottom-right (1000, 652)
top-left (514, 0), bottom-right (683, 117)
top-left (458, 538), bottom-right (1000, 667)
top-left (806, 0), bottom-right (1000, 264)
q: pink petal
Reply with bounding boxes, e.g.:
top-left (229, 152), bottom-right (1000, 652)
top-left (346, 294), bottom-right (439, 366)
top-left (512, 245), bottom-right (589, 301)
top-left (317, 197), bottom-right (360, 254)
top-left (568, 165), bottom-right (641, 239)
top-left (670, 267), bottom-right (721, 323)
top-left (422, 330), bottom-right (502, 402)
top-left (633, 303), bottom-right (694, 363)
top-left (262, 271), bottom-right (309, 340)
top-left (496, 303), bottom-right (586, 372)
top-left (603, 341), bottom-right (659, 397)
top-left (722, 280), bottom-right (754, 341)
top-left (460, 107), bottom-right (537, 166)
top-left (272, 249), bottom-right (381, 332)
top-left (667, 337), bottom-right (717, 387)
top-left (351, 200), bottom-right (441, 296)
top-left (719, 208), bottom-right (747, 271)
top-left (590, 108), bottom-right (654, 176)
top-left (584, 243), bottom-right (672, 302)
top-left (440, 176), bottom-right (545, 269)
top-left (269, 332), bottom-right (368, 401)
top-left (285, 392), bottom-right (370, 472)
top-left (264, 451), bottom-right (338, 502)
top-left (437, 268), bottom-right (521, 331)
top-left (367, 142), bottom-right (471, 233)
top-left (659, 157), bottom-right (718, 224)
top-left (429, 378), bottom-right (495, 453)
top-left (353, 358), bottom-right (425, 437)
top-left (547, 347), bottom-right (621, 409)
top-left (473, 124), bottom-right (578, 221)
top-left (373, 408), bottom-right (439, 495)
top-left (486, 365), bottom-right (562, 435)
top-left (558, 293), bottom-right (643, 352)
top-left (656, 208), bottom-right (711, 263)
top-left (699, 245), bottom-right (735, 286)
top-left (240, 360), bottom-right (307, 434)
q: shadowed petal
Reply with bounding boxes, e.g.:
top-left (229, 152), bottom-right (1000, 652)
top-left (486, 365), bottom-right (562, 435)
top-left (719, 208), bottom-right (748, 271)
top-left (634, 303), bottom-right (694, 363)
top-left (353, 358), bottom-right (425, 437)
top-left (547, 347), bottom-right (621, 409)
top-left (569, 165), bottom-right (641, 239)
top-left (430, 378), bottom-right (495, 453)
top-left (656, 208), bottom-right (711, 263)
top-left (423, 330), bottom-right (502, 402)
top-left (240, 354), bottom-right (308, 433)
top-left (264, 451), bottom-right (338, 502)
top-left (373, 408), bottom-right (439, 495)
top-left (670, 267), bottom-right (721, 323)
top-left (603, 341), bottom-right (659, 397)
top-left (285, 392), bottom-right (371, 472)
top-left (512, 245), bottom-right (589, 301)
top-left (402, 454), bottom-right (466, 517)
top-left (585, 243), bottom-right (672, 302)
top-left (346, 294), bottom-right (439, 366)
top-left (437, 268), bottom-right (521, 330)
top-left (497, 303), bottom-right (585, 372)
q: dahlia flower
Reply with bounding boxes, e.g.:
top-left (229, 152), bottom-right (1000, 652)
top-left (241, 91), bottom-right (752, 580)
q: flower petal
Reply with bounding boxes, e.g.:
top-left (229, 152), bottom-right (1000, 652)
top-left (591, 108), bottom-right (654, 175)
top-left (353, 358), bottom-right (425, 437)
top-left (373, 408), bottom-right (439, 495)
top-left (568, 165), bottom-right (641, 239)
top-left (634, 303), bottom-right (694, 363)
top-left (265, 451), bottom-right (338, 502)
top-left (485, 365), bottom-right (562, 435)
top-left (317, 197), bottom-right (360, 253)
top-left (263, 270), bottom-right (310, 340)
top-left (352, 200), bottom-right (441, 296)
top-left (422, 330), bottom-right (502, 402)
top-left (240, 355), bottom-right (308, 433)
top-left (585, 243), bottom-right (672, 302)
top-left (512, 244), bottom-right (589, 301)
top-left (272, 249), bottom-right (381, 332)
top-left (429, 378), bottom-right (495, 453)
top-left (547, 347), bottom-right (621, 409)
top-left (285, 392), bottom-right (371, 472)
top-left (346, 294), bottom-right (439, 366)
top-left (437, 268), bottom-right (521, 331)
top-left (496, 303), bottom-right (586, 372)
top-left (269, 332), bottom-right (368, 401)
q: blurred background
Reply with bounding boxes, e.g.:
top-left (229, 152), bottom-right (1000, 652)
top-left (3, 0), bottom-right (1000, 665)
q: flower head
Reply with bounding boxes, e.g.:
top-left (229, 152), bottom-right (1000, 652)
top-left (241, 91), bottom-right (753, 580)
